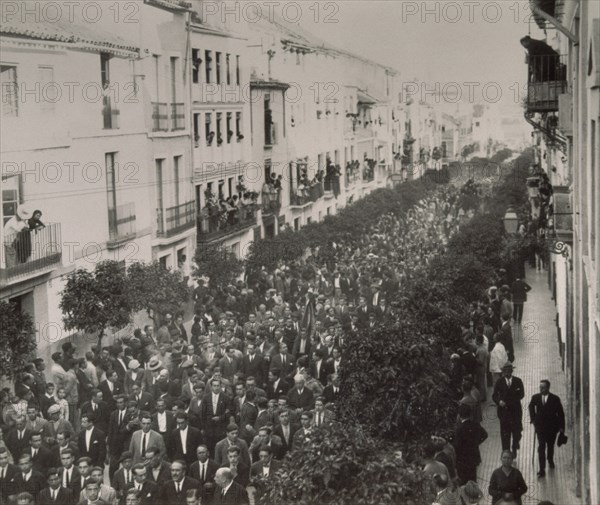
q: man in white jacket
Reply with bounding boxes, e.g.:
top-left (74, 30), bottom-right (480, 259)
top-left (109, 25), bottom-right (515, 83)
top-left (489, 333), bottom-right (509, 387)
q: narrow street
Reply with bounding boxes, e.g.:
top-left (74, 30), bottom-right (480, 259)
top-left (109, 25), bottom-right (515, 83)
top-left (478, 267), bottom-right (580, 505)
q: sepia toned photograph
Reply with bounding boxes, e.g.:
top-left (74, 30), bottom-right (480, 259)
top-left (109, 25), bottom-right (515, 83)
top-left (0, 1), bottom-right (598, 504)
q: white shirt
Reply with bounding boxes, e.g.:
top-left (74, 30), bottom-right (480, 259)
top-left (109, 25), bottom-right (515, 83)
top-left (85, 428), bottom-right (93, 451)
top-left (542, 394), bottom-right (549, 405)
top-left (157, 412), bottom-right (167, 432)
top-left (63, 467), bottom-right (72, 486)
top-left (221, 481), bottom-right (233, 496)
top-left (212, 394), bottom-right (220, 415)
top-left (262, 464), bottom-right (270, 476)
top-left (22, 470), bottom-right (32, 482)
top-left (180, 426), bottom-right (188, 454)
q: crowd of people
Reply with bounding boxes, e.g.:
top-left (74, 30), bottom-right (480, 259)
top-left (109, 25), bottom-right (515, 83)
top-left (0, 183), bottom-right (565, 505)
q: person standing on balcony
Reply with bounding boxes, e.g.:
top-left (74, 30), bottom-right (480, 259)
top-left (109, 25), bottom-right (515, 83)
top-left (27, 210), bottom-right (45, 231)
top-left (3, 206), bottom-right (32, 266)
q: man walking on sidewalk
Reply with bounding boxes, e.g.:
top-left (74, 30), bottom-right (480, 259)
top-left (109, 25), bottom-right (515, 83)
top-left (511, 277), bottom-right (532, 323)
top-left (528, 379), bottom-right (565, 478)
top-left (492, 363), bottom-right (524, 458)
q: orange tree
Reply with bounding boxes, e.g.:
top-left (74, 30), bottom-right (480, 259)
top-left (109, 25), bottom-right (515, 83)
top-left (0, 300), bottom-right (36, 379)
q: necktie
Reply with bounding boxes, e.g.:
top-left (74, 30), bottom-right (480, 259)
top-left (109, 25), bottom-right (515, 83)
top-left (201, 463), bottom-right (205, 481)
top-left (1, 467), bottom-right (5, 479)
top-left (18, 431), bottom-right (22, 441)
top-left (176, 482), bottom-right (181, 493)
top-left (543, 396), bottom-right (546, 406)
top-left (32, 449), bottom-right (37, 458)
top-left (282, 355), bottom-right (286, 366)
top-left (126, 471), bottom-right (130, 484)
top-left (142, 433), bottom-right (147, 457)
top-left (93, 403), bottom-right (97, 411)
top-left (65, 470), bottom-right (70, 486)
top-left (507, 379), bottom-right (512, 388)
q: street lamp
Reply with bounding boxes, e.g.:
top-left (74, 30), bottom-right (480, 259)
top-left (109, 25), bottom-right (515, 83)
top-left (503, 208), bottom-right (519, 234)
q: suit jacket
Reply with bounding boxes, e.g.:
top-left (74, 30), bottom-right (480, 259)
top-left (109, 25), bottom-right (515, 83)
top-left (211, 480), bottom-right (249, 505)
top-left (500, 322), bottom-right (515, 362)
top-left (58, 466), bottom-right (81, 498)
top-left (0, 463), bottom-right (19, 500)
top-left (269, 353), bottom-right (295, 378)
top-left (287, 387), bottom-right (314, 411)
top-left (528, 392), bottom-right (565, 434)
top-left (151, 411), bottom-right (176, 439)
top-left (492, 376), bottom-right (525, 424)
top-left (309, 360), bottom-right (332, 386)
top-left (98, 380), bottom-right (123, 412)
top-left (146, 462), bottom-right (171, 485)
top-left (131, 392), bottom-right (154, 413)
top-left (311, 409), bottom-right (333, 428)
top-left (250, 459), bottom-right (282, 478)
top-left (273, 423), bottom-right (299, 455)
top-left (121, 480), bottom-right (158, 505)
top-left (51, 442), bottom-right (80, 468)
top-left (242, 354), bottom-right (267, 386)
top-left (15, 469), bottom-right (46, 499)
top-left (199, 393), bottom-right (231, 438)
top-left (5, 427), bottom-right (32, 460)
top-left (218, 356), bottom-right (242, 381)
top-left (24, 445), bottom-right (54, 474)
top-left (77, 427), bottom-right (107, 467)
top-left (214, 439), bottom-right (250, 467)
top-left (123, 370), bottom-right (144, 396)
top-left (168, 426), bottom-right (203, 465)
top-left (188, 458), bottom-right (218, 488)
top-left (80, 401), bottom-right (110, 435)
top-left (129, 429), bottom-right (166, 462)
top-left (322, 385), bottom-right (340, 405)
top-left (107, 409), bottom-right (134, 456)
top-left (454, 419), bottom-right (488, 468)
top-left (291, 336), bottom-right (311, 359)
top-left (266, 378), bottom-right (290, 400)
top-left (158, 477), bottom-right (200, 505)
top-left (511, 279), bottom-right (532, 303)
top-left (37, 485), bottom-right (75, 505)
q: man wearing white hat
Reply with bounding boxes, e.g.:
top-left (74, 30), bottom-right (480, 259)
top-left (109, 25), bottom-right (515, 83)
top-left (124, 360), bottom-right (143, 396)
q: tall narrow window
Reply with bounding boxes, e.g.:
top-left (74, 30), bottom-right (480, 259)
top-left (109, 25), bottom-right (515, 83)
top-left (193, 113), bottom-right (200, 146)
top-left (106, 153), bottom-right (117, 234)
top-left (0, 65), bottom-right (18, 117)
top-left (226, 112), bottom-right (232, 143)
top-left (192, 48), bottom-right (200, 84)
top-left (226, 54), bottom-right (231, 85)
top-left (218, 180), bottom-right (224, 199)
top-left (216, 52), bottom-right (221, 84)
top-left (156, 159), bottom-right (164, 212)
top-left (2, 174), bottom-right (21, 226)
top-left (173, 155), bottom-right (181, 207)
top-left (216, 112), bottom-right (222, 145)
top-left (206, 112), bottom-right (213, 145)
top-left (264, 94), bottom-right (272, 145)
top-left (236, 112), bottom-right (242, 141)
top-left (205, 50), bottom-right (212, 84)
top-left (101, 54), bottom-right (115, 128)
top-left (236, 55), bottom-right (240, 85)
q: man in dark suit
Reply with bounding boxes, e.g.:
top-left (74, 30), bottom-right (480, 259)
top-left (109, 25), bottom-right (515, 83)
top-left (273, 410), bottom-right (299, 456)
top-left (199, 379), bottom-right (232, 455)
top-left (528, 379), bottom-right (566, 477)
top-left (266, 369), bottom-right (290, 400)
top-left (454, 403), bottom-right (488, 484)
top-left (107, 395), bottom-right (134, 479)
top-left (287, 376), bottom-right (315, 413)
top-left (213, 467), bottom-right (249, 504)
top-left (269, 343), bottom-right (295, 379)
top-left (499, 314), bottom-right (515, 362)
top-left (111, 452), bottom-right (134, 501)
top-left (322, 373), bottom-right (341, 405)
top-left (98, 371), bottom-right (123, 412)
top-left (291, 328), bottom-right (311, 361)
top-left (309, 349), bottom-right (331, 387)
top-left (15, 453), bottom-right (46, 501)
top-left (80, 391), bottom-right (111, 435)
top-left (250, 445), bottom-right (282, 479)
top-left (38, 467), bottom-right (75, 505)
top-left (24, 432), bottom-right (53, 475)
top-left (130, 384), bottom-right (154, 413)
top-left (5, 415), bottom-right (32, 461)
top-left (144, 447), bottom-right (171, 485)
top-left (0, 447), bottom-right (19, 502)
top-left (218, 446), bottom-right (249, 489)
top-left (122, 463), bottom-right (158, 505)
top-left (51, 431), bottom-right (79, 468)
top-left (511, 277), bottom-right (532, 323)
top-left (57, 449), bottom-right (81, 499)
top-left (77, 413), bottom-right (107, 468)
top-left (169, 412), bottom-right (203, 466)
top-left (242, 343), bottom-right (267, 387)
top-left (158, 460), bottom-right (200, 505)
top-left (492, 363), bottom-right (524, 458)
top-left (151, 398), bottom-right (176, 444)
top-left (188, 445), bottom-right (218, 503)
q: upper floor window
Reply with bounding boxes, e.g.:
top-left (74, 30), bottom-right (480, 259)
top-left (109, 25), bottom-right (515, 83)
top-left (192, 48), bottom-right (201, 84)
top-left (226, 54), bottom-right (231, 85)
top-left (216, 52), bottom-right (222, 84)
top-left (1, 65), bottom-right (18, 117)
top-left (205, 50), bottom-right (212, 84)
top-left (236, 55), bottom-right (240, 85)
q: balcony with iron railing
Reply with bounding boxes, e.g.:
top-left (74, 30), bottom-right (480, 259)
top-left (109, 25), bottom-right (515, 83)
top-left (1, 223), bottom-right (62, 285)
top-left (171, 103), bottom-right (185, 130)
top-left (290, 183), bottom-right (324, 207)
top-left (157, 201), bottom-right (196, 238)
top-left (197, 204), bottom-right (257, 242)
top-left (526, 54), bottom-right (568, 113)
top-left (107, 203), bottom-right (136, 248)
top-left (152, 102), bottom-right (169, 132)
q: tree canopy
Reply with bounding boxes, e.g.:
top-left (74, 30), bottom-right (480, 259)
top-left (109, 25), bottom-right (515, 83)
top-left (0, 300), bottom-right (36, 379)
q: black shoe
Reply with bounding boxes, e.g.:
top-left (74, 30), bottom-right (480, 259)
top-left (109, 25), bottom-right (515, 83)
top-left (549, 461), bottom-right (555, 469)
top-left (537, 470), bottom-right (546, 478)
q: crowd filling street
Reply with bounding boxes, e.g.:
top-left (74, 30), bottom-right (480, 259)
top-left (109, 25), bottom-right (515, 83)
top-left (0, 184), bottom-right (566, 505)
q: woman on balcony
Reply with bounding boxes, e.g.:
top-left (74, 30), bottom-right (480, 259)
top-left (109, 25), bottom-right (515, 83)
top-left (3, 206), bottom-right (33, 267)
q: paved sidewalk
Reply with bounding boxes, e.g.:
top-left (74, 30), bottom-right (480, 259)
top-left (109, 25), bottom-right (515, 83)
top-left (476, 267), bottom-right (580, 505)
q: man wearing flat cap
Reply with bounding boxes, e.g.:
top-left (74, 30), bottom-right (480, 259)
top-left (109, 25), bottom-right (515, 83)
top-left (492, 363), bottom-right (524, 458)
